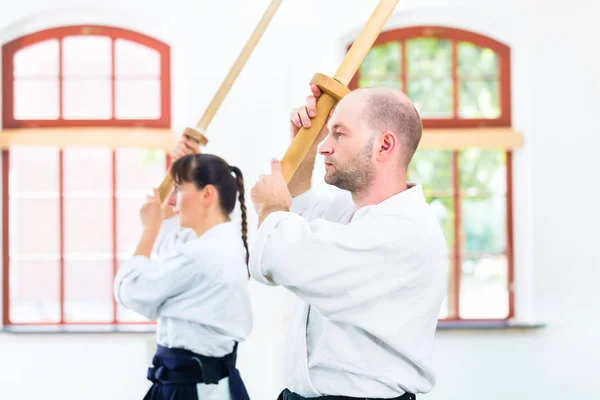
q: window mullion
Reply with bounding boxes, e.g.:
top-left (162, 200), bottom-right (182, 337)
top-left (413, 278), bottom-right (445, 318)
top-left (59, 149), bottom-right (65, 324)
top-left (111, 39), bottom-right (118, 323)
top-left (59, 37), bottom-right (64, 121)
top-left (111, 37), bottom-right (116, 120)
top-left (401, 40), bottom-right (407, 93)
top-left (452, 39), bottom-right (458, 119)
top-left (452, 151), bottom-right (461, 319)
top-left (2, 151), bottom-right (10, 325)
top-left (112, 151), bottom-right (118, 323)
top-left (506, 151), bottom-right (515, 318)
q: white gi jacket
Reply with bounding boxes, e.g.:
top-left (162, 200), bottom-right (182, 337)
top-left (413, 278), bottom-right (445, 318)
top-left (249, 183), bottom-right (447, 398)
top-left (114, 218), bottom-right (253, 357)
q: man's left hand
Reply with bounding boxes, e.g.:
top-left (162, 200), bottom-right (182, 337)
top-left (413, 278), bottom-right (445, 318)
top-left (251, 159), bottom-right (292, 223)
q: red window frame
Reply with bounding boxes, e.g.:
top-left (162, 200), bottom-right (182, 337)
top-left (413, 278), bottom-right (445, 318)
top-left (349, 26), bottom-right (511, 128)
top-left (349, 26), bottom-right (514, 321)
top-left (2, 25), bottom-right (171, 325)
top-left (2, 24), bottom-right (171, 128)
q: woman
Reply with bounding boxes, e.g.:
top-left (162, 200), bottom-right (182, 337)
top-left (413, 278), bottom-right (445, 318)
top-left (114, 138), bottom-right (253, 400)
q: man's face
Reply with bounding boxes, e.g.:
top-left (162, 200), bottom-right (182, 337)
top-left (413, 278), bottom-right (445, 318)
top-left (318, 95), bottom-right (376, 193)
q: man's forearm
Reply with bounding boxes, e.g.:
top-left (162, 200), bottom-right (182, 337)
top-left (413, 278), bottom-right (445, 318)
top-left (287, 143), bottom-right (318, 198)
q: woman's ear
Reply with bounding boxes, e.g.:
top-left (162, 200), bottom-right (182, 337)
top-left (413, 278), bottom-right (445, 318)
top-left (202, 184), bottom-right (216, 207)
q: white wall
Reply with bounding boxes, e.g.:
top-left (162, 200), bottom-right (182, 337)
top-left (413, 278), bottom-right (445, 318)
top-left (1, 0), bottom-right (600, 399)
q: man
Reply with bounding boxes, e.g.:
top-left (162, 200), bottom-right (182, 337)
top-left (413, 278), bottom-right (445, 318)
top-left (250, 85), bottom-right (447, 400)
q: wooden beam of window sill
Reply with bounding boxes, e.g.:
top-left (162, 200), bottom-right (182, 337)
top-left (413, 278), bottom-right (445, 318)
top-left (0, 127), bottom-right (177, 150)
top-left (1, 127), bottom-right (524, 151)
top-left (420, 127), bottom-right (524, 150)
top-left (0, 324), bottom-right (156, 334)
top-left (437, 320), bottom-right (546, 331)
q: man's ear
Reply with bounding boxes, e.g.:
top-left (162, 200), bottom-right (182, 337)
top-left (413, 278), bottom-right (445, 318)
top-left (377, 132), bottom-right (397, 161)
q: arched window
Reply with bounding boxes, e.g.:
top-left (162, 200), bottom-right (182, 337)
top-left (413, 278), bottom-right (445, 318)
top-left (2, 25), bottom-right (170, 127)
top-left (351, 26), bottom-right (517, 321)
top-left (1, 25), bottom-right (171, 326)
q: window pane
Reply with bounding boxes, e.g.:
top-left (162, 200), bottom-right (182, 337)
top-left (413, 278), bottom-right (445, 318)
top-left (406, 38), bottom-right (452, 117)
top-left (438, 258), bottom-right (451, 319)
top-left (459, 149), bottom-right (506, 195)
top-left (9, 260), bottom-right (60, 323)
top-left (408, 149), bottom-right (453, 192)
top-left (428, 196), bottom-right (455, 249)
top-left (115, 39), bottom-right (161, 77)
top-left (62, 36), bottom-right (111, 77)
top-left (64, 198), bottom-right (112, 254)
top-left (116, 149), bottom-right (167, 192)
top-left (62, 79), bottom-right (112, 119)
top-left (64, 260), bottom-right (114, 322)
top-left (115, 79), bottom-right (161, 119)
top-left (63, 148), bottom-right (112, 192)
top-left (14, 39), bottom-right (59, 77)
top-left (407, 78), bottom-right (452, 117)
top-left (458, 42), bottom-right (498, 78)
top-left (359, 42), bottom-right (401, 89)
top-left (358, 78), bottom-right (401, 90)
top-left (409, 150), bottom-right (455, 247)
top-left (117, 197), bottom-right (144, 256)
top-left (406, 38), bottom-right (451, 77)
top-left (10, 147), bottom-right (59, 192)
top-left (116, 149), bottom-right (166, 256)
top-left (459, 79), bottom-right (500, 118)
top-left (14, 79), bottom-right (59, 120)
top-left (460, 254), bottom-right (509, 319)
top-left (11, 197), bottom-right (60, 255)
top-left (461, 196), bottom-right (506, 253)
top-left (427, 197), bottom-right (455, 248)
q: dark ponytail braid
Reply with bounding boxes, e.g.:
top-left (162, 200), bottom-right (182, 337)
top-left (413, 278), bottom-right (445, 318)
top-left (229, 166), bottom-right (249, 267)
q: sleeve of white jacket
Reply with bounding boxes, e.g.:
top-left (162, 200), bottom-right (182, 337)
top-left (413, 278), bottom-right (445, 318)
top-left (291, 188), bottom-right (355, 225)
top-left (152, 217), bottom-right (179, 255)
top-left (151, 216), bottom-right (199, 257)
top-left (113, 252), bottom-right (196, 320)
top-left (290, 189), bottom-right (320, 217)
top-left (249, 211), bottom-right (416, 320)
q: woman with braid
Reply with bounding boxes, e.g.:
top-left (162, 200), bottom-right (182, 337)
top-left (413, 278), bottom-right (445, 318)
top-left (114, 136), bottom-right (253, 400)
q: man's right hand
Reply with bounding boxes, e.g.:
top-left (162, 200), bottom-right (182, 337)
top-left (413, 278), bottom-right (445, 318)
top-left (287, 85), bottom-right (333, 197)
top-left (289, 85), bottom-right (331, 144)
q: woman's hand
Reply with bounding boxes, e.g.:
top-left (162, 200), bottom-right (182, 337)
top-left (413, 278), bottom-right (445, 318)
top-left (140, 188), bottom-right (162, 232)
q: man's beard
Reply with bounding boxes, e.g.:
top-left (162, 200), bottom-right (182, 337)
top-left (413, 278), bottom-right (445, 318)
top-left (325, 138), bottom-right (375, 193)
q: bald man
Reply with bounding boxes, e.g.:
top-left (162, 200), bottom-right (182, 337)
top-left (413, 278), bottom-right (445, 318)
top-left (250, 85), bottom-right (447, 400)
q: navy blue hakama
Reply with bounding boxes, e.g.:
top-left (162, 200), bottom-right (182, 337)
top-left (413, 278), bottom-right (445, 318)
top-left (143, 344), bottom-right (250, 400)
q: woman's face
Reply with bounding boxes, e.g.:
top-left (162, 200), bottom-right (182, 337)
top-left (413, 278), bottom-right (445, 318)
top-left (167, 182), bottom-right (210, 228)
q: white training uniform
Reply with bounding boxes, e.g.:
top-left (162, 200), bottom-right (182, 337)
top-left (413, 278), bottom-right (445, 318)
top-left (249, 183), bottom-right (447, 398)
top-left (114, 218), bottom-right (253, 399)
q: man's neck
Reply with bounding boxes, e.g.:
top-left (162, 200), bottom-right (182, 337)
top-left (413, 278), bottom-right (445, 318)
top-left (352, 176), bottom-right (408, 210)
